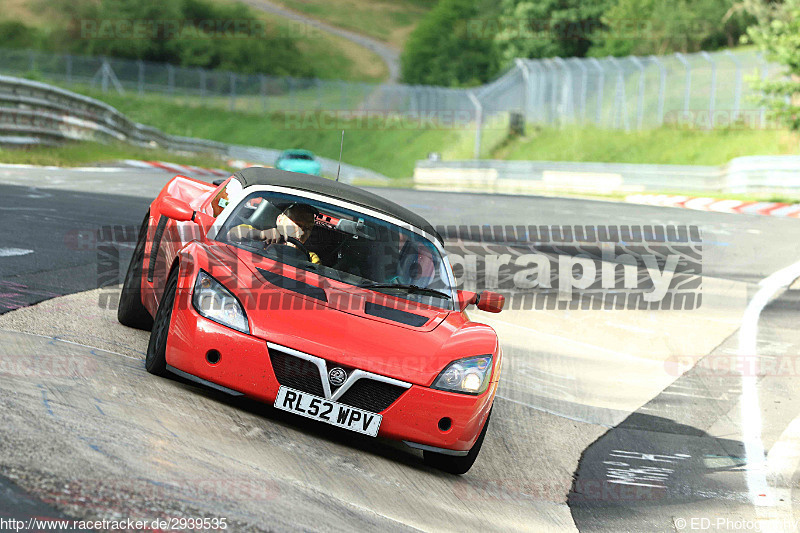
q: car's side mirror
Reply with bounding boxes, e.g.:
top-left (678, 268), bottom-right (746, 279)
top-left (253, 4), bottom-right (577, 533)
top-left (476, 291), bottom-right (505, 313)
top-left (457, 290), bottom-right (505, 313)
top-left (161, 196), bottom-right (195, 222)
top-left (457, 290), bottom-right (478, 312)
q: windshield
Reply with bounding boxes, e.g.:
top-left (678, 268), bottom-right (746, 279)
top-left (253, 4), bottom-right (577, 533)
top-left (216, 190), bottom-right (455, 310)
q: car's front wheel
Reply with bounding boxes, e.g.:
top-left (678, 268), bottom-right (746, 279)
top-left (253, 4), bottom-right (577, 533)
top-left (118, 211), bottom-right (154, 330)
top-left (423, 408), bottom-right (492, 475)
top-left (145, 266), bottom-right (179, 376)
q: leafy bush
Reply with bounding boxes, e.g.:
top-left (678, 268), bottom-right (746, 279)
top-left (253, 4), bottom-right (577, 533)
top-left (745, 0), bottom-right (800, 131)
top-left (48, 0), bottom-right (312, 77)
top-left (0, 20), bottom-right (46, 50)
top-left (588, 0), bottom-right (751, 57)
top-left (494, 0), bottom-right (611, 63)
top-left (401, 0), bottom-right (500, 86)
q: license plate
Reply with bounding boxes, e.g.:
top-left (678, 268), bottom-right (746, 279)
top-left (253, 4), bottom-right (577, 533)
top-left (274, 386), bottom-right (382, 437)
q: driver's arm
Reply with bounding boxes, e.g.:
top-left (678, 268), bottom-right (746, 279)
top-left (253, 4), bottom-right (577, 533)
top-left (228, 224), bottom-right (281, 243)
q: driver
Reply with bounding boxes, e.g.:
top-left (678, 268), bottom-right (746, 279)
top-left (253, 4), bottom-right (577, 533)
top-left (229, 203), bottom-right (320, 264)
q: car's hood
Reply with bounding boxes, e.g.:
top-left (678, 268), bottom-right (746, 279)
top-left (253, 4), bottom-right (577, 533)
top-left (208, 244), bottom-right (498, 386)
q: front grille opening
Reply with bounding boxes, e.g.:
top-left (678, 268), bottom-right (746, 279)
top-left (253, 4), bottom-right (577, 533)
top-left (337, 379), bottom-right (406, 413)
top-left (269, 349), bottom-right (325, 397)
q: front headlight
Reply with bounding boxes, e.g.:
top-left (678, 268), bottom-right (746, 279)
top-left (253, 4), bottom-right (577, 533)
top-left (192, 270), bottom-right (249, 334)
top-left (432, 355), bottom-right (493, 395)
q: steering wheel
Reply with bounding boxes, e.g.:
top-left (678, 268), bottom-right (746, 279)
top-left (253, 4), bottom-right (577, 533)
top-left (286, 236), bottom-right (313, 263)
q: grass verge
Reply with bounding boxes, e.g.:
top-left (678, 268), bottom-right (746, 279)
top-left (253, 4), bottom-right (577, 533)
top-left (78, 91), bottom-right (486, 179)
top-left (493, 125), bottom-right (799, 165)
top-left (0, 142), bottom-right (232, 170)
top-left (4, 86), bottom-right (799, 185)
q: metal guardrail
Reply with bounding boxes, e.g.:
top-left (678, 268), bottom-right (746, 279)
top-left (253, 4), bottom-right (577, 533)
top-left (0, 75), bottom-right (389, 184)
top-left (0, 75), bottom-right (229, 153)
top-left (413, 157), bottom-right (800, 196)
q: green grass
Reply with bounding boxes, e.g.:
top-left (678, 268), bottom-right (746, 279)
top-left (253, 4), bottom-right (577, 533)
top-left (0, 142), bottom-right (232, 170)
top-left (3, 86), bottom-right (798, 184)
top-left (494, 125), bottom-right (798, 165)
top-left (522, 189), bottom-right (800, 203)
top-left (79, 91), bottom-right (485, 179)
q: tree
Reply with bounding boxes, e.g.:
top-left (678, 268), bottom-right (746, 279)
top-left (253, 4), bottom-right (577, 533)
top-left (744, 0), bottom-right (800, 130)
top-left (53, 0), bottom-right (310, 77)
top-left (493, 0), bottom-right (612, 63)
top-left (401, 0), bottom-right (500, 86)
top-left (588, 0), bottom-right (751, 57)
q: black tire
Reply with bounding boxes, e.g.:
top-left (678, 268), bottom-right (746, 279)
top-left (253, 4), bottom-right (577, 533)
top-left (118, 212), bottom-right (154, 330)
top-left (145, 267), bottom-right (179, 376)
top-left (423, 408), bottom-right (492, 475)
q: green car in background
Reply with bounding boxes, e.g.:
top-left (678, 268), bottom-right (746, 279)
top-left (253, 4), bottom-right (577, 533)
top-left (275, 149), bottom-right (322, 176)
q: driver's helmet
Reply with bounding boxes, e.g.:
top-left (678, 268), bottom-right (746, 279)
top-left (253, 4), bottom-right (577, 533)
top-left (397, 241), bottom-right (436, 287)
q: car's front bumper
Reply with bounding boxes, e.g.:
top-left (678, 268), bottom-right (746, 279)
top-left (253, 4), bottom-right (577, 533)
top-left (166, 303), bottom-right (496, 453)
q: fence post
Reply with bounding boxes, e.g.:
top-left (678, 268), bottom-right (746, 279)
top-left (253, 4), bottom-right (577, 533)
top-left (528, 61), bottom-right (542, 123)
top-left (28, 50), bottom-right (35, 72)
top-left (589, 58), bottom-right (604, 126)
top-left (607, 56), bottom-right (629, 130)
top-left (316, 78), bottom-right (323, 110)
top-left (65, 54), bottom-right (72, 85)
top-left (571, 57), bottom-right (588, 124)
top-left (757, 52), bottom-right (769, 129)
top-left (514, 59), bottom-right (530, 123)
top-left (544, 59), bottom-right (558, 125)
top-left (229, 73), bottom-right (236, 112)
top-left (467, 91), bottom-right (483, 159)
top-left (675, 53), bottom-right (691, 116)
top-left (724, 50), bottom-right (742, 122)
top-left (554, 57), bottom-right (573, 122)
top-left (198, 69), bottom-right (206, 100)
top-left (100, 58), bottom-right (109, 93)
top-left (535, 61), bottom-right (547, 124)
top-left (138, 60), bottom-right (144, 96)
top-left (101, 60), bottom-right (125, 95)
top-left (167, 64), bottom-right (175, 96)
top-left (260, 74), bottom-right (268, 113)
top-left (700, 51), bottom-right (717, 128)
top-left (629, 56), bottom-right (646, 130)
top-left (649, 56), bottom-right (667, 126)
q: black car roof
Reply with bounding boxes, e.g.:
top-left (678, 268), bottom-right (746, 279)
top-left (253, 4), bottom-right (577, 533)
top-left (231, 167), bottom-right (443, 243)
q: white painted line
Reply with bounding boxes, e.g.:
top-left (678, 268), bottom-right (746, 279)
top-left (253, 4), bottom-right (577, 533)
top-left (708, 199), bottom-right (745, 213)
top-left (0, 248), bottom-right (33, 257)
top-left (70, 167), bottom-right (128, 173)
top-left (683, 197), bottom-right (717, 210)
top-left (0, 163), bottom-right (127, 173)
top-left (122, 159), bottom-right (154, 168)
top-left (765, 414), bottom-right (800, 531)
top-left (157, 161), bottom-right (186, 174)
top-left (0, 329), bottom-right (141, 361)
top-left (495, 393), bottom-right (612, 428)
top-left (738, 259), bottom-right (800, 507)
top-left (659, 390), bottom-right (723, 400)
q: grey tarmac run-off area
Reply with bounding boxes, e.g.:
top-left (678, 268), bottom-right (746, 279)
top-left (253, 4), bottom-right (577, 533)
top-left (1, 165), bottom-right (800, 531)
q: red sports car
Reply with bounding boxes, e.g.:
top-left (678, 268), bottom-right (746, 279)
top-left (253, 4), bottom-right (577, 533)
top-left (118, 167), bottom-right (505, 474)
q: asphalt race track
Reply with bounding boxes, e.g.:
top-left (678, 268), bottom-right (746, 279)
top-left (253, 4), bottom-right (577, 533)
top-left (1, 165), bottom-right (800, 531)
